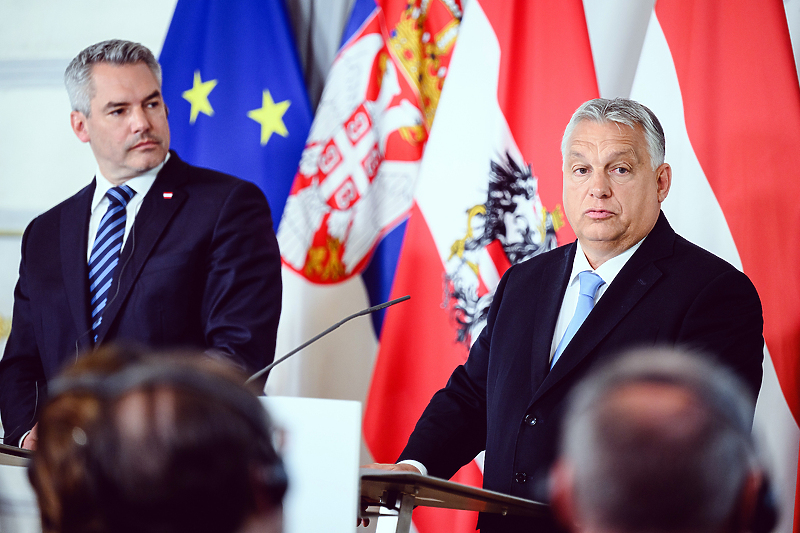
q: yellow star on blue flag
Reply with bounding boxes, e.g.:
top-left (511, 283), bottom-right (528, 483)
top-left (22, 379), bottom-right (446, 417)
top-left (182, 70), bottom-right (218, 124)
top-left (160, 0), bottom-right (312, 228)
top-left (247, 90), bottom-right (290, 145)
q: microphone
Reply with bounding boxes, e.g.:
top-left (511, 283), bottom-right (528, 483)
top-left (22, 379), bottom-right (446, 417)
top-left (246, 295), bottom-right (411, 384)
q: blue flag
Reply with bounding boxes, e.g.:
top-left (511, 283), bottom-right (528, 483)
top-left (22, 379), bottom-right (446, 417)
top-left (159, 0), bottom-right (312, 228)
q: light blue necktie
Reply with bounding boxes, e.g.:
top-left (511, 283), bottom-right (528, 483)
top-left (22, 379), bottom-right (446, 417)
top-left (88, 185), bottom-right (135, 343)
top-left (551, 271), bottom-right (605, 369)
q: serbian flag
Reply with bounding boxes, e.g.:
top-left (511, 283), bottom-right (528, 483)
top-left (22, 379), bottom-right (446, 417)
top-left (629, 1), bottom-right (800, 531)
top-left (363, 0), bottom-right (598, 531)
top-left (269, 0), bottom-right (462, 423)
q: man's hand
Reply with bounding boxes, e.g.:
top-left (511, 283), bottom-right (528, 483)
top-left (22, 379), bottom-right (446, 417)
top-left (358, 463), bottom-right (421, 527)
top-left (363, 462), bottom-right (421, 474)
top-left (21, 423), bottom-right (38, 451)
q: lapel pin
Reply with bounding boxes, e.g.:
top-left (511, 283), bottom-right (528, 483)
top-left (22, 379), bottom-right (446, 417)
top-left (163, 192), bottom-right (174, 199)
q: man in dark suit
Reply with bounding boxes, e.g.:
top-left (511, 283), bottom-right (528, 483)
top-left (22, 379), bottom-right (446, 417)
top-left (362, 98), bottom-right (763, 531)
top-left (0, 40), bottom-right (281, 449)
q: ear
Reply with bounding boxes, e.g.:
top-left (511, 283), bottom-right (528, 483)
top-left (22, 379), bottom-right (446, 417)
top-left (549, 459), bottom-right (579, 532)
top-left (655, 163), bottom-right (672, 203)
top-left (70, 111), bottom-right (91, 143)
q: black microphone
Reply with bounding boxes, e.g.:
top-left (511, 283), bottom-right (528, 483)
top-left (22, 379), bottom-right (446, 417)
top-left (246, 295), bottom-right (411, 384)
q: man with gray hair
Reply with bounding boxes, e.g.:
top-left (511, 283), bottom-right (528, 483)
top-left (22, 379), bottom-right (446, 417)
top-left (0, 40), bottom-right (282, 449)
top-left (550, 349), bottom-right (773, 533)
top-left (364, 98), bottom-right (764, 532)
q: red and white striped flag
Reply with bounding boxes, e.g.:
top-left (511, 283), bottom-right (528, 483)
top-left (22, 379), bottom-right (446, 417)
top-left (363, 1), bottom-right (598, 531)
top-left (629, 2), bottom-right (800, 532)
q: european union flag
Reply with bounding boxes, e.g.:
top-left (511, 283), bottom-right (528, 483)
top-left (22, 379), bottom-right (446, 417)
top-left (159, 0), bottom-right (312, 228)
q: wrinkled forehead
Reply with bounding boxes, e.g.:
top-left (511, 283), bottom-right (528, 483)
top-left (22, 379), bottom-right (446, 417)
top-left (571, 118), bottom-right (643, 142)
top-left (87, 61), bottom-right (160, 100)
top-left (564, 120), bottom-right (647, 160)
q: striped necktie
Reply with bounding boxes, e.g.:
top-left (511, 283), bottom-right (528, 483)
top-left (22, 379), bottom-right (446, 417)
top-left (88, 185), bottom-right (135, 342)
top-left (551, 270), bottom-right (605, 369)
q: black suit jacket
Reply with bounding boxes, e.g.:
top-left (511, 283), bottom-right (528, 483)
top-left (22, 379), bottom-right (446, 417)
top-left (398, 212), bottom-right (763, 532)
top-left (0, 152), bottom-right (282, 445)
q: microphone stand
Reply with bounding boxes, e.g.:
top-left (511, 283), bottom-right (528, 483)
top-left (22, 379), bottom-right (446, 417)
top-left (246, 295), bottom-right (411, 384)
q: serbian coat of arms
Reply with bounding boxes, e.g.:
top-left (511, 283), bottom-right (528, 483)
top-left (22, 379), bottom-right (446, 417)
top-left (279, 1), bottom-right (461, 284)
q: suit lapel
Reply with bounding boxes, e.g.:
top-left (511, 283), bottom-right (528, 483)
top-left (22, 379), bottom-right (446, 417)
top-left (61, 181), bottom-right (95, 349)
top-left (528, 245), bottom-right (574, 392)
top-left (94, 153), bottom-right (188, 344)
top-left (530, 212), bottom-right (676, 404)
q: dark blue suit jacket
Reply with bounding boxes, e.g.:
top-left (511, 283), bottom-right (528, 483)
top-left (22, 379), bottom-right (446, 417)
top-left (0, 152), bottom-right (282, 445)
top-left (398, 212), bottom-right (763, 532)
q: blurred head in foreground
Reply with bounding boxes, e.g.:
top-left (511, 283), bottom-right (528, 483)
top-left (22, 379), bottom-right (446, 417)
top-left (550, 348), bottom-right (773, 533)
top-left (29, 345), bottom-right (287, 533)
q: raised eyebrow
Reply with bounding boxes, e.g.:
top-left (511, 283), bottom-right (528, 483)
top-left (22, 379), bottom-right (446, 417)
top-left (567, 150), bottom-right (588, 161)
top-left (102, 91), bottom-right (162, 112)
top-left (143, 90), bottom-right (162, 102)
top-left (102, 100), bottom-right (129, 112)
top-left (606, 149), bottom-right (639, 164)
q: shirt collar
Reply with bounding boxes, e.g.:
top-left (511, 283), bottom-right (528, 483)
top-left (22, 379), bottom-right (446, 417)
top-left (90, 153), bottom-right (169, 211)
top-left (568, 236), bottom-right (646, 288)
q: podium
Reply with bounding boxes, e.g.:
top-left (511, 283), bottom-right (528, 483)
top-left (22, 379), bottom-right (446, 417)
top-left (261, 397), bottom-right (361, 533)
top-left (360, 468), bottom-right (548, 533)
top-left (0, 443), bottom-right (31, 467)
top-left (0, 445), bottom-right (38, 533)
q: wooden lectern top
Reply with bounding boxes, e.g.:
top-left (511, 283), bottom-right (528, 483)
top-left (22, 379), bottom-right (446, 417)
top-left (0, 443), bottom-right (31, 467)
top-left (360, 468), bottom-right (547, 517)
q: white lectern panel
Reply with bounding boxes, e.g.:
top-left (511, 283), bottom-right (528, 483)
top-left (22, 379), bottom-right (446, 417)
top-left (261, 396), bottom-right (361, 533)
top-left (0, 463), bottom-right (40, 533)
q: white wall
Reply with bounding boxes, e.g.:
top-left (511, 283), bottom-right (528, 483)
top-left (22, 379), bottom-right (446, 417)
top-left (0, 0), bottom-right (354, 353)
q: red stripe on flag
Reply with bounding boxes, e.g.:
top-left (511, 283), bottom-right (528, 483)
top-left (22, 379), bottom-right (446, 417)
top-left (655, 1), bottom-right (800, 529)
top-left (480, 0), bottom-right (599, 243)
top-left (365, 202), bottom-right (471, 458)
top-left (656, 0), bottom-right (800, 422)
top-left (364, 202), bottom-right (480, 531)
top-left (485, 239), bottom-right (511, 278)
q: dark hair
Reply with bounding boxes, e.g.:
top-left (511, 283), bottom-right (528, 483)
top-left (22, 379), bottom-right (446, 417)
top-left (32, 350), bottom-right (286, 533)
top-left (28, 344), bottom-right (146, 533)
top-left (85, 362), bottom-right (286, 533)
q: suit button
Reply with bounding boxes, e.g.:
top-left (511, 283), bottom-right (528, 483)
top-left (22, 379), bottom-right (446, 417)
top-left (524, 414), bottom-right (537, 426)
top-left (514, 472), bottom-right (527, 484)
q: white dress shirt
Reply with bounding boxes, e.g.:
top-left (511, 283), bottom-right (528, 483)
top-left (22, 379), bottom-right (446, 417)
top-left (549, 238), bottom-right (644, 364)
top-left (86, 154), bottom-right (168, 260)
